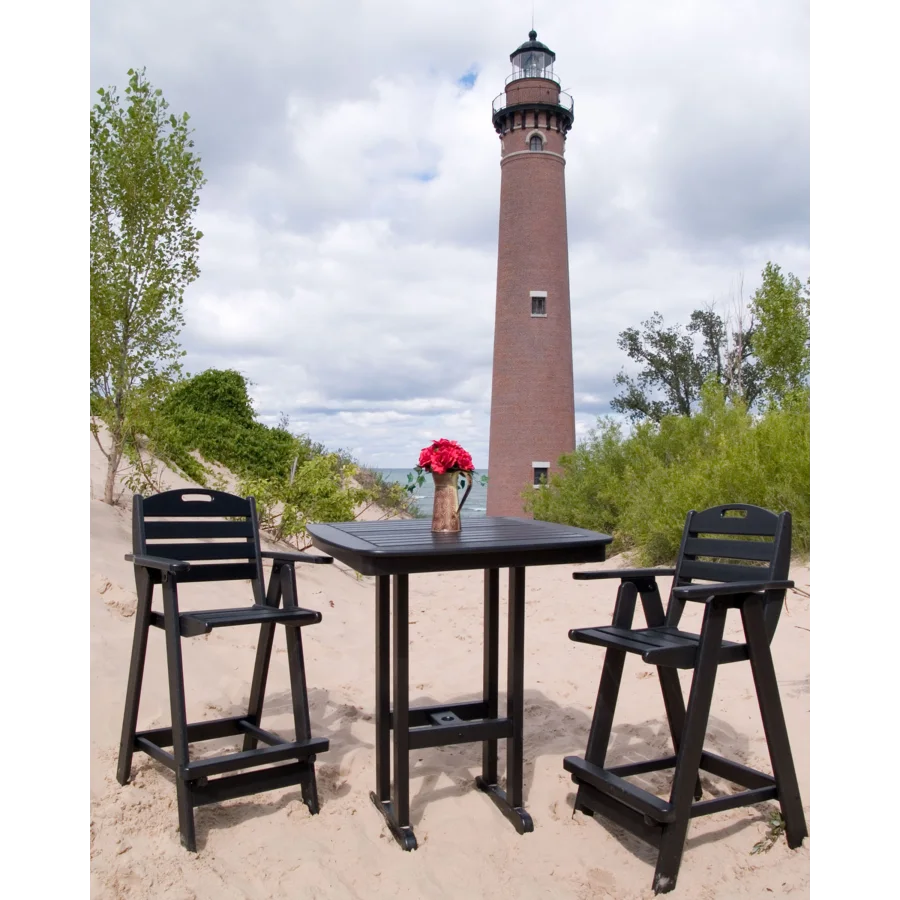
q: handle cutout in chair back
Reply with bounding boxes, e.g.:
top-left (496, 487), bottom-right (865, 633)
top-left (141, 488), bottom-right (252, 519)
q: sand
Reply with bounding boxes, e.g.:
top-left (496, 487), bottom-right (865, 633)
top-left (89, 433), bottom-right (810, 898)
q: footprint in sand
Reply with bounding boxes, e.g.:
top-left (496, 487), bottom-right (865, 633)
top-left (93, 574), bottom-right (136, 618)
top-left (585, 868), bottom-right (616, 889)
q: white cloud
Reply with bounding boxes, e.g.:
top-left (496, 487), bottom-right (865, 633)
top-left (91, 0), bottom-right (809, 469)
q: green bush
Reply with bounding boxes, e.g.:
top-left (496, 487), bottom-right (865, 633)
top-left (126, 367), bottom-right (413, 546)
top-left (526, 383), bottom-right (809, 564)
top-left (153, 369), bottom-right (309, 483)
top-left (240, 454), bottom-right (369, 543)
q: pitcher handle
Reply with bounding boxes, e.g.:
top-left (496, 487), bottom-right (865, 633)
top-left (458, 470), bottom-right (474, 513)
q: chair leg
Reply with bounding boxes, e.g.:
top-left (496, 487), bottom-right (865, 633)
top-left (637, 581), bottom-right (702, 801)
top-left (656, 668), bottom-right (702, 802)
top-left (282, 564), bottom-right (320, 815)
top-left (242, 563), bottom-right (284, 752)
top-left (741, 597), bottom-right (808, 848)
top-left (117, 570), bottom-right (153, 785)
top-left (161, 576), bottom-right (197, 851)
top-left (575, 581), bottom-right (638, 815)
top-left (653, 602), bottom-right (727, 894)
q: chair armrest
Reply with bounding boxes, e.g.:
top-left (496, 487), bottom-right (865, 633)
top-left (125, 553), bottom-right (191, 574)
top-left (260, 550), bottom-right (333, 565)
top-left (672, 580), bottom-right (794, 602)
top-left (573, 568), bottom-right (676, 581)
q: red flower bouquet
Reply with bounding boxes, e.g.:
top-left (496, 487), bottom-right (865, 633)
top-left (406, 438), bottom-right (487, 531)
top-left (416, 438), bottom-right (475, 475)
top-left (406, 439), bottom-right (481, 532)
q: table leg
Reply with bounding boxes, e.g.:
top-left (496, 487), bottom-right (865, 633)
top-left (369, 573), bottom-right (417, 850)
top-left (507, 566), bottom-right (527, 809)
top-left (475, 566), bottom-right (534, 834)
top-left (481, 568), bottom-right (500, 783)
top-left (391, 574), bottom-right (411, 828)
top-left (374, 575), bottom-right (391, 802)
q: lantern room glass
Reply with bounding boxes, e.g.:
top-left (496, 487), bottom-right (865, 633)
top-left (511, 50), bottom-right (554, 80)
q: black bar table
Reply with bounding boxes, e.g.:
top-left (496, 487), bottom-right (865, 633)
top-left (307, 516), bottom-right (612, 850)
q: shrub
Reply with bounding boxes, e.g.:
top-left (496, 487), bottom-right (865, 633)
top-left (526, 383), bottom-right (809, 563)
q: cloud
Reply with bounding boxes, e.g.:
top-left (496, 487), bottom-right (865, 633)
top-left (91, 0), bottom-right (809, 468)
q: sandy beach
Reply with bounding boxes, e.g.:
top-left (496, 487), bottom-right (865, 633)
top-left (90, 435), bottom-right (810, 899)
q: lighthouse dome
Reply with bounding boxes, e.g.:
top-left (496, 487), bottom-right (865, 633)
top-left (509, 30), bottom-right (556, 80)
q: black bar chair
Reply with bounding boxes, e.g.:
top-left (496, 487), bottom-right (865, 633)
top-left (564, 504), bottom-right (807, 893)
top-left (116, 488), bottom-right (333, 851)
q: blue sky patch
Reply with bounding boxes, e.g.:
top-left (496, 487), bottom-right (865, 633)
top-left (457, 68), bottom-right (478, 90)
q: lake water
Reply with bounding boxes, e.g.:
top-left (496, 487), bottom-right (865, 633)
top-left (375, 469), bottom-right (488, 518)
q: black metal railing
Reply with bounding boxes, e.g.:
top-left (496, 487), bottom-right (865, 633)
top-left (492, 90), bottom-right (574, 115)
top-left (505, 70), bottom-right (561, 86)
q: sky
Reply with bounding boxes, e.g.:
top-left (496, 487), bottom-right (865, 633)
top-left (89, 0), bottom-right (810, 468)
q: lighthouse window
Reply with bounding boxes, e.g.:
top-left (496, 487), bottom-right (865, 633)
top-left (529, 134), bottom-right (543, 152)
top-left (530, 292), bottom-right (547, 316)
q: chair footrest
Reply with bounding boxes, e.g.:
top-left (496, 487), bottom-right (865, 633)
top-left (136, 715), bottom-right (290, 751)
top-left (566, 751), bottom-right (781, 825)
top-left (190, 761), bottom-right (313, 808)
top-left (133, 718), bottom-right (328, 779)
top-left (180, 605), bottom-right (322, 636)
top-left (564, 755), bottom-right (675, 822)
top-left (568, 625), bottom-right (749, 668)
top-left (183, 736), bottom-right (329, 779)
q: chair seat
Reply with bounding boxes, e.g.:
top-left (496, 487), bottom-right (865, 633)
top-left (568, 624), bottom-right (749, 668)
top-left (180, 605), bottom-right (323, 637)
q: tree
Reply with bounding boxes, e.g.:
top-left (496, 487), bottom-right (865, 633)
top-left (611, 307), bottom-right (758, 423)
top-left (749, 263), bottom-right (810, 405)
top-left (611, 312), bottom-right (702, 421)
top-left (90, 68), bottom-right (205, 504)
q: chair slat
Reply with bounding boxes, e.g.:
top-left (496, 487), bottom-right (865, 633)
top-left (146, 542), bottom-right (257, 562)
top-left (678, 559), bottom-right (772, 584)
top-left (683, 538), bottom-right (774, 563)
top-left (689, 504), bottom-right (778, 537)
top-left (144, 520), bottom-right (253, 540)
top-left (175, 563), bottom-right (258, 583)
top-left (141, 489), bottom-right (251, 518)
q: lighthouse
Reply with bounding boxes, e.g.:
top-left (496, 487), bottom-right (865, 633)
top-left (486, 31), bottom-right (576, 517)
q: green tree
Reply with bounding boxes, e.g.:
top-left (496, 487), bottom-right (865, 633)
top-left (90, 68), bottom-right (206, 504)
top-left (611, 308), bottom-right (758, 422)
top-left (749, 263), bottom-right (810, 405)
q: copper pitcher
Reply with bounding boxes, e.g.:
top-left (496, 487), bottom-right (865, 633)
top-left (431, 471), bottom-right (473, 533)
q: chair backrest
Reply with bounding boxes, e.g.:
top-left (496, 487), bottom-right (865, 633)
top-left (133, 489), bottom-right (266, 604)
top-left (667, 503), bottom-right (792, 641)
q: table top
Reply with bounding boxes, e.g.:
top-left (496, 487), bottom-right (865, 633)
top-left (306, 517), bottom-right (613, 576)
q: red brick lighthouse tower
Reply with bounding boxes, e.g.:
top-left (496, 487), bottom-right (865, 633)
top-left (486, 31), bottom-right (576, 517)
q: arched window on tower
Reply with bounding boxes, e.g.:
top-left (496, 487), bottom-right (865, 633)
top-left (529, 134), bottom-right (543, 152)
